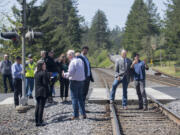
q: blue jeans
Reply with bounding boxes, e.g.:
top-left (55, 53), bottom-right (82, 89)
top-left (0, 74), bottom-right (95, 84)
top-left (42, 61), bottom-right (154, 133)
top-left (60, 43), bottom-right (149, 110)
top-left (26, 77), bottom-right (34, 96)
top-left (70, 80), bottom-right (86, 117)
top-left (110, 76), bottom-right (129, 106)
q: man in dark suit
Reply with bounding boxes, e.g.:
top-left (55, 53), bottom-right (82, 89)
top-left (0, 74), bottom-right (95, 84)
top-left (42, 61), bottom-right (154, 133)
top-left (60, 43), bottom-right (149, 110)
top-left (77, 46), bottom-right (94, 103)
top-left (110, 50), bottom-right (132, 109)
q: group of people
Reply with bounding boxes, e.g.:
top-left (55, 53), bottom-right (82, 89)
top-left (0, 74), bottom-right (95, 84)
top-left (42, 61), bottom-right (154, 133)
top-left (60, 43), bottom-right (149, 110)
top-left (0, 47), bottom-right (149, 127)
top-left (110, 50), bottom-right (149, 111)
top-left (0, 46), bottom-right (94, 127)
top-left (35, 46), bottom-right (94, 126)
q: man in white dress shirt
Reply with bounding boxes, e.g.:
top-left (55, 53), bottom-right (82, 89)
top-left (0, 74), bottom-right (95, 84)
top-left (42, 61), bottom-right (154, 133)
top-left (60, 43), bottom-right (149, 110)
top-left (63, 50), bottom-right (86, 120)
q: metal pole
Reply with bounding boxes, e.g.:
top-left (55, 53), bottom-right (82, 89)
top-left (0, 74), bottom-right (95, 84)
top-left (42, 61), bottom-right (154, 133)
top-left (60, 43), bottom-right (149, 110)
top-left (20, 0), bottom-right (28, 106)
top-left (160, 48), bottom-right (162, 67)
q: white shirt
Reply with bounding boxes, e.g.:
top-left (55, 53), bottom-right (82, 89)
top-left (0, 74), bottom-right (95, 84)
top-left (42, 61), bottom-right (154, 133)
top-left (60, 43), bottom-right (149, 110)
top-left (64, 58), bottom-right (85, 81)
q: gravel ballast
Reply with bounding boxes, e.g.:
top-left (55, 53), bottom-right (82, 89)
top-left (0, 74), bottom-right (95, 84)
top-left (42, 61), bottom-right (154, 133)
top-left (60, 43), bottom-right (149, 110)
top-left (0, 97), bottom-right (112, 135)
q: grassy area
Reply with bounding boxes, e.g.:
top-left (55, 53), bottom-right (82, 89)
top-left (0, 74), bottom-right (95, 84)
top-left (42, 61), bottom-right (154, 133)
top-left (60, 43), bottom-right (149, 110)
top-left (89, 50), bottom-right (113, 68)
top-left (98, 57), bottom-right (113, 68)
top-left (152, 66), bottom-right (180, 77)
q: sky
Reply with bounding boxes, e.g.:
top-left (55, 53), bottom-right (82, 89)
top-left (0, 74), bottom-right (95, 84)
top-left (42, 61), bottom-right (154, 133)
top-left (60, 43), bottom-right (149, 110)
top-left (1, 0), bottom-right (167, 29)
top-left (77, 0), bottom-right (166, 29)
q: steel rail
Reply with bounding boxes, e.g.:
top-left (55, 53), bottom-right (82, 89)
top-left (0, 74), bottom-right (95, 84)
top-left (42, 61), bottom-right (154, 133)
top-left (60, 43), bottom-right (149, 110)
top-left (147, 94), bottom-right (180, 126)
top-left (96, 68), bottom-right (180, 127)
top-left (152, 68), bottom-right (180, 80)
top-left (100, 72), bottom-right (121, 135)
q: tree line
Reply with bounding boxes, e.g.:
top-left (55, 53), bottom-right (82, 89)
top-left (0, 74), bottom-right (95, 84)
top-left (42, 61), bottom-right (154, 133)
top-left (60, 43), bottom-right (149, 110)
top-left (0, 0), bottom-right (180, 65)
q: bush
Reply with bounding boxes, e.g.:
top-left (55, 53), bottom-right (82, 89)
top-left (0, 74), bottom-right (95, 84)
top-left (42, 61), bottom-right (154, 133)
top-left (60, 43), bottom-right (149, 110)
top-left (176, 48), bottom-right (180, 65)
top-left (89, 50), bottom-right (113, 68)
top-left (154, 49), bottom-right (166, 61)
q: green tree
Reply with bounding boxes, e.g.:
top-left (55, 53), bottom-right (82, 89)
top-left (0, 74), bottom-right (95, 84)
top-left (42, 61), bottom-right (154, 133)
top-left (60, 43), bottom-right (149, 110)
top-left (164, 0), bottom-right (180, 64)
top-left (89, 10), bottom-right (111, 50)
top-left (122, 0), bottom-right (149, 53)
top-left (143, 0), bottom-right (160, 61)
top-left (40, 0), bottom-right (82, 56)
top-left (110, 26), bottom-right (124, 51)
top-left (122, 0), bottom-right (160, 61)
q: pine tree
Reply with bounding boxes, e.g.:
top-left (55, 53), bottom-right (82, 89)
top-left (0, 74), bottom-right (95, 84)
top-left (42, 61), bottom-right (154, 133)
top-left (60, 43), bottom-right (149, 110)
top-left (89, 10), bottom-right (111, 50)
top-left (110, 26), bottom-right (124, 51)
top-left (165, 0), bottom-right (180, 64)
top-left (122, 0), bottom-right (160, 61)
top-left (143, 0), bottom-right (160, 61)
top-left (40, 0), bottom-right (81, 56)
top-left (122, 0), bottom-right (149, 53)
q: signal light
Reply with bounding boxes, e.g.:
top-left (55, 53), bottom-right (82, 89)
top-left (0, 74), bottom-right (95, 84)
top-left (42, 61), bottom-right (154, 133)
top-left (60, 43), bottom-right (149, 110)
top-left (25, 30), bottom-right (43, 40)
top-left (1, 32), bottom-right (18, 40)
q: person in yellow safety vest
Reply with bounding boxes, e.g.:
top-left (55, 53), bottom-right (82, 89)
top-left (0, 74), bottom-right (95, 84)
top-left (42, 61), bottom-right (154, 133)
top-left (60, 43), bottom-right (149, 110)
top-left (25, 54), bottom-right (36, 99)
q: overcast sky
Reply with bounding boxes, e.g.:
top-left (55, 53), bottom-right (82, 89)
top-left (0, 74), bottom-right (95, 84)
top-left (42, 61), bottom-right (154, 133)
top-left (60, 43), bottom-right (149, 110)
top-left (1, 0), bottom-right (167, 29)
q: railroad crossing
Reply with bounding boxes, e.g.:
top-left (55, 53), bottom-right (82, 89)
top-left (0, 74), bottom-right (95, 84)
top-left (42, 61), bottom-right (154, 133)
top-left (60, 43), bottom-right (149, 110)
top-left (0, 65), bottom-right (180, 135)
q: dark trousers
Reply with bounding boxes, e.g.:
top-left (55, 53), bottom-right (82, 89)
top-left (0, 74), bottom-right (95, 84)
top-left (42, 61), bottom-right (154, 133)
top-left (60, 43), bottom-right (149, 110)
top-left (82, 77), bottom-right (90, 102)
top-left (60, 78), bottom-right (69, 98)
top-left (135, 80), bottom-right (148, 108)
top-left (48, 76), bottom-right (57, 100)
top-left (2, 74), bottom-right (14, 93)
top-left (13, 78), bottom-right (22, 106)
top-left (35, 97), bottom-right (46, 124)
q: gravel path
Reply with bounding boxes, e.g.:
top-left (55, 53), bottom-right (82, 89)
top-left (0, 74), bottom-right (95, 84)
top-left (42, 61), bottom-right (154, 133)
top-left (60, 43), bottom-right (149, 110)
top-left (0, 97), bottom-right (112, 135)
top-left (166, 100), bottom-right (180, 116)
top-left (0, 104), bottom-right (38, 135)
top-left (39, 98), bottom-right (112, 135)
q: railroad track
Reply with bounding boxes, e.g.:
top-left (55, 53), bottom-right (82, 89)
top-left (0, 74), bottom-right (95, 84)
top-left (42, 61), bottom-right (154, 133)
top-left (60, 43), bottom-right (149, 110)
top-left (146, 74), bottom-right (180, 87)
top-left (109, 55), bottom-right (180, 87)
top-left (95, 68), bottom-right (180, 135)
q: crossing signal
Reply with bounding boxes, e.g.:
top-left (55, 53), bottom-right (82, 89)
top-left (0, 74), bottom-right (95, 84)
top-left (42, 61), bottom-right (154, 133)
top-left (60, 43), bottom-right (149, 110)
top-left (25, 30), bottom-right (43, 40)
top-left (1, 32), bottom-right (18, 40)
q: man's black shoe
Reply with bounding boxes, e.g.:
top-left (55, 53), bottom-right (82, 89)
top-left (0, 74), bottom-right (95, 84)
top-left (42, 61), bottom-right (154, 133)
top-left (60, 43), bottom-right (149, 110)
top-left (36, 122), bottom-right (46, 127)
top-left (36, 123), bottom-right (41, 127)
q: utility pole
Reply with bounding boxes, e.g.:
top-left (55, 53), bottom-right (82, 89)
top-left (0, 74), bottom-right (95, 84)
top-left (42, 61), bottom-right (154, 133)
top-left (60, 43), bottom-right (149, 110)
top-left (20, 0), bottom-right (28, 106)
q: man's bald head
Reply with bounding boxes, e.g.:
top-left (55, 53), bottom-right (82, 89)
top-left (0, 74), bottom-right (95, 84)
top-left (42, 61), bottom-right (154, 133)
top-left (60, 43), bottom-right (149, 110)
top-left (121, 50), bottom-right (127, 58)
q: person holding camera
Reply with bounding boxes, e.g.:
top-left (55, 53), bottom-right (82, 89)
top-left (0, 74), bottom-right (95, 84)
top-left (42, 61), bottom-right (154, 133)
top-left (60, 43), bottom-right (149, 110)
top-left (131, 53), bottom-right (149, 111)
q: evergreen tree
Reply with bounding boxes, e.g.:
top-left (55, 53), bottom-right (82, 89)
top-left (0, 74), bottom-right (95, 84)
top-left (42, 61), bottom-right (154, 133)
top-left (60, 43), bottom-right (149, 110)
top-left (122, 0), bottom-right (160, 61)
top-left (122, 0), bottom-right (149, 53)
top-left (143, 0), bottom-right (160, 61)
top-left (110, 26), bottom-right (124, 51)
top-left (89, 10), bottom-right (111, 50)
top-left (40, 0), bottom-right (81, 56)
top-left (165, 0), bottom-right (180, 64)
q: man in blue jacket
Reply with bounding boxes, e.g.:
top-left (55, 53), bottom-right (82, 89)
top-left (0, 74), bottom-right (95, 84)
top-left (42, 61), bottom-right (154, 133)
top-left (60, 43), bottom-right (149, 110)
top-left (131, 53), bottom-right (149, 111)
